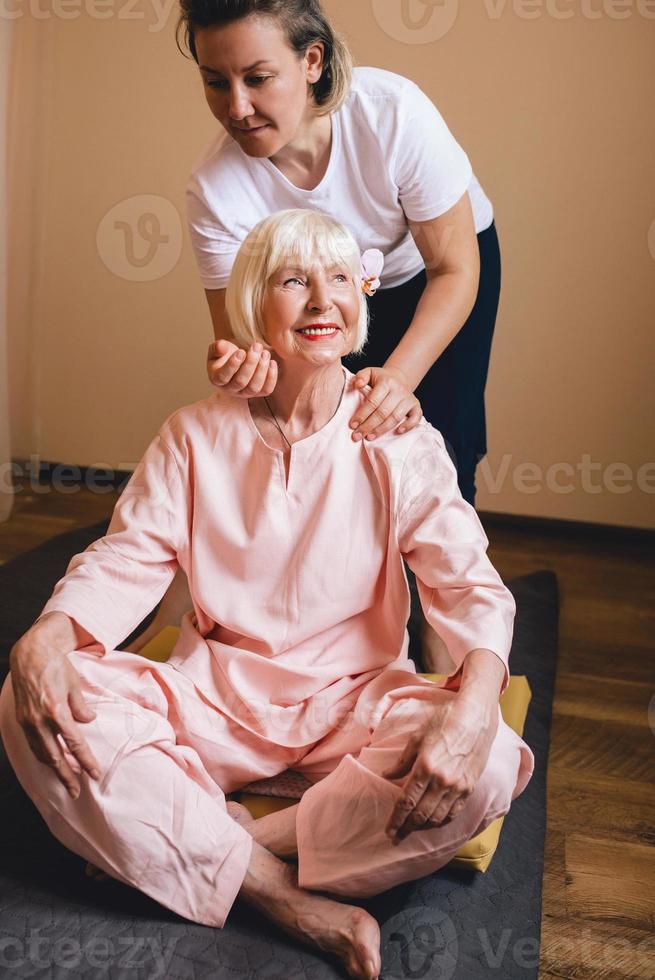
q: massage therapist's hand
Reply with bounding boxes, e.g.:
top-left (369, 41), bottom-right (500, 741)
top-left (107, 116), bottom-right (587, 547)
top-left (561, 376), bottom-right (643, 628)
top-left (351, 366), bottom-right (422, 441)
top-left (207, 338), bottom-right (278, 397)
top-left (382, 693), bottom-right (499, 844)
top-left (9, 612), bottom-right (101, 799)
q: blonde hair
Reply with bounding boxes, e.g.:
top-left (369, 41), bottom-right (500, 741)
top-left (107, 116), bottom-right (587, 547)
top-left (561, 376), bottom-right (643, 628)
top-left (176, 0), bottom-right (353, 117)
top-left (225, 209), bottom-right (369, 353)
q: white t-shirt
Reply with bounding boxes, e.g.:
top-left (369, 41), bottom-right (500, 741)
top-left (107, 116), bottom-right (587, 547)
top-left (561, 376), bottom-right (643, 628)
top-left (186, 66), bottom-right (494, 291)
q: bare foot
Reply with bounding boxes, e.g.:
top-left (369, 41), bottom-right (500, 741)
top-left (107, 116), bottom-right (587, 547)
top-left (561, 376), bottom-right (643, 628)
top-left (241, 841), bottom-right (381, 979)
top-left (293, 886), bottom-right (381, 980)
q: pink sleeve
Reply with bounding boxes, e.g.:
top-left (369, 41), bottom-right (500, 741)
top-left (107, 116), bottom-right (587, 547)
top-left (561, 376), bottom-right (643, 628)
top-left (396, 426), bottom-right (515, 695)
top-left (39, 434), bottom-right (187, 653)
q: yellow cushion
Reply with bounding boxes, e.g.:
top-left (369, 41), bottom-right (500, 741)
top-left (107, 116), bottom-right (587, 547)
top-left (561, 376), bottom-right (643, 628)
top-left (137, 625), bottom-right (181, 662)
top-left (138, 628), bottom-right (531, 873)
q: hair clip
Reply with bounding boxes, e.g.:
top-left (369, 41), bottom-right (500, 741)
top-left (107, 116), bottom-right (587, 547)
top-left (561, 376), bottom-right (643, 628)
top-left (360, 249), bottom-right (384, 297)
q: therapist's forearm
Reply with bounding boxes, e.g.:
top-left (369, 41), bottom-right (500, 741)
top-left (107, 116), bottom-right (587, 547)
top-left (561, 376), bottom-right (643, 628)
top-left (384, 268), bottom-right (479, 392)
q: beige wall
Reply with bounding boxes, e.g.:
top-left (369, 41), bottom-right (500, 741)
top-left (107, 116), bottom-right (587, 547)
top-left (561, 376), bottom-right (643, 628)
top-left (7, 2), bottom-right (655, 528)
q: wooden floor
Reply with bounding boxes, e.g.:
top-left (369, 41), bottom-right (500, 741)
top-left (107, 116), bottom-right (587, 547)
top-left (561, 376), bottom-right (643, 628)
top-left (1, 484), bottom-right (653, 980)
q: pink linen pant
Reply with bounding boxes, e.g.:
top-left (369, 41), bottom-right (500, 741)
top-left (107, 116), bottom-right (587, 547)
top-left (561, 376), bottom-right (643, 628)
top-left (0, 649), bottom-right (534, 928)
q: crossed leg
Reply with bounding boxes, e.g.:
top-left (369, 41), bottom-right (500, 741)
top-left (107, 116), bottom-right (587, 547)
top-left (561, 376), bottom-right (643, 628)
top-left (292, 683), bottom-right (528, 898)
top-left (227, 681), bottom-right (530, 902)
top-left (0, 655), bottom-right (382, 979)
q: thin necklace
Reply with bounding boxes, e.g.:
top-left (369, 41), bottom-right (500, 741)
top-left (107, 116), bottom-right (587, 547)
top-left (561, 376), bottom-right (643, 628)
top-left (263, 369), bottom-right (347, 451)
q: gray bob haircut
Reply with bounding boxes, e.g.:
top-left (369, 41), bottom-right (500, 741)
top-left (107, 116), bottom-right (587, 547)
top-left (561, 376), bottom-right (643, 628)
top-left (225, 209), bottom-right (369, 353)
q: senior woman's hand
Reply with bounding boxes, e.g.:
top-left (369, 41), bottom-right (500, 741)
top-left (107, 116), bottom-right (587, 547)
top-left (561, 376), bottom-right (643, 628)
top-left (350, 366), bottom-right (423, 441)
top-left (9, 612), bottom-right (102, 799)
top-left (207, 338), bottom-right (278, 397)
top-left (382, 692), bottom-right (499, 844)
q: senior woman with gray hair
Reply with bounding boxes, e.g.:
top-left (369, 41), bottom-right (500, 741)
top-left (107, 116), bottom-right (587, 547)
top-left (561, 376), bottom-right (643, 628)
top-left (0, 210), bottom-right (533, 980)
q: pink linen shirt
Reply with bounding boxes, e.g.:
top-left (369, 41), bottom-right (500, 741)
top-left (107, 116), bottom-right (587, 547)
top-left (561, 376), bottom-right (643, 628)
top-left (40, 369), bottom-right (515, 749)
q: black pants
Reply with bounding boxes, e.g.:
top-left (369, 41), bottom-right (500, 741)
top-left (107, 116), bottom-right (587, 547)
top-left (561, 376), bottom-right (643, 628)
top-left (344, 221), bottom-right (502, 508)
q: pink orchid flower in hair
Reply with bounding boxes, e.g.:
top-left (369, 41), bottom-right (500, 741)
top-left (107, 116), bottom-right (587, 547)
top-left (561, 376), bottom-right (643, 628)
top-left (360, 248), bottom-right (385, 297)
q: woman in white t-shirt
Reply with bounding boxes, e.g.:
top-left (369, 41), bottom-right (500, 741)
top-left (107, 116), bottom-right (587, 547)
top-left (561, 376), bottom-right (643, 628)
top-left (179, 0), bottom-right (502, 506)
top-left (129, 0), bottom-right (501, 656)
